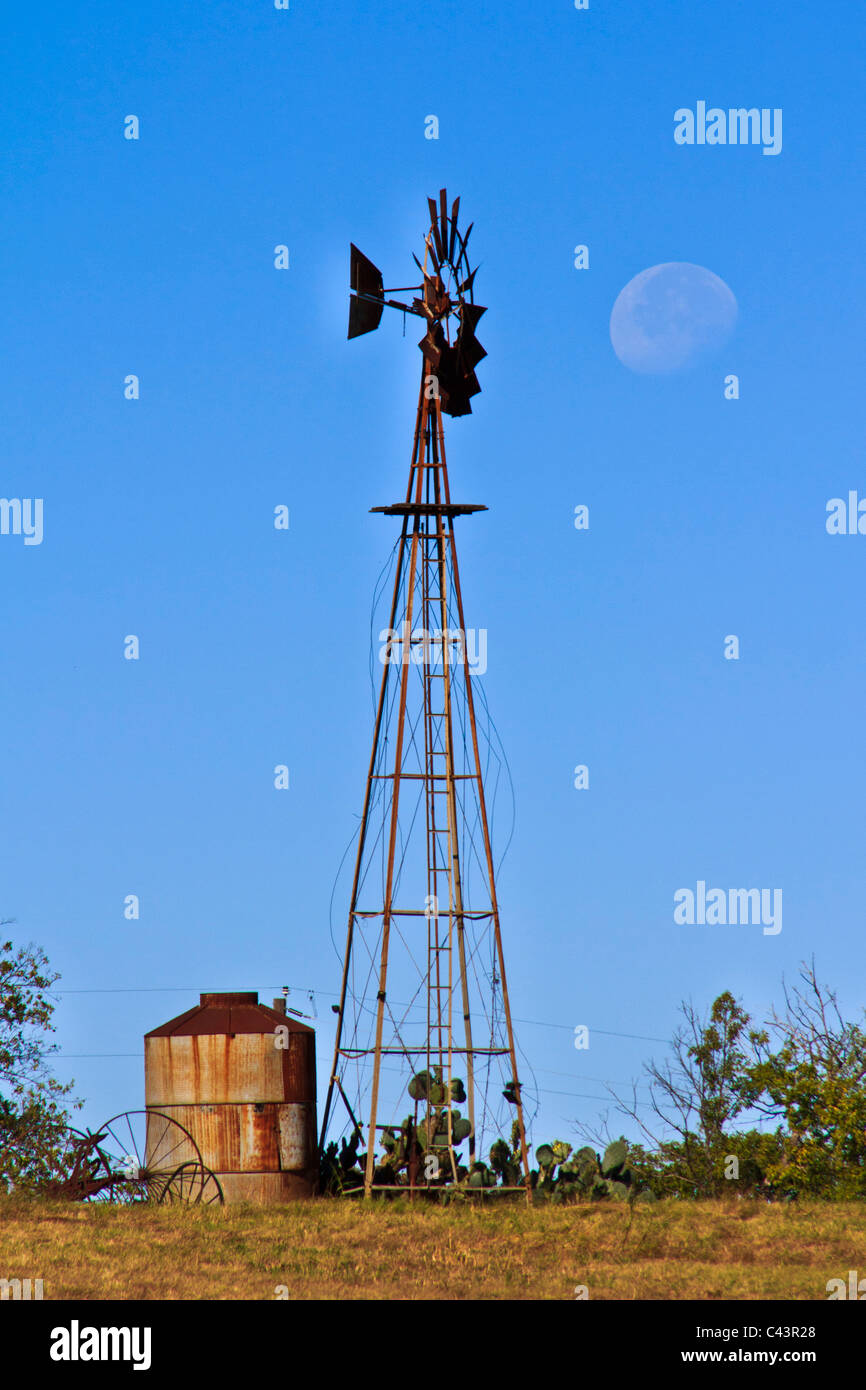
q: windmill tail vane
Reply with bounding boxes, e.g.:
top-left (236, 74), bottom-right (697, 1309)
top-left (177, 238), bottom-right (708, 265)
top-left (321, 191), bottom-right (531, 1199)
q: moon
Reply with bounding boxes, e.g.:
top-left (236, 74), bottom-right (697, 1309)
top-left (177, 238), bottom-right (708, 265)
top-left (609, 262), bottom-right (738, 374)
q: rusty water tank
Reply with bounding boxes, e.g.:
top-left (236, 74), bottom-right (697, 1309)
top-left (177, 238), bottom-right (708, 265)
top-left (144, 992), bottom-right (317, 1202)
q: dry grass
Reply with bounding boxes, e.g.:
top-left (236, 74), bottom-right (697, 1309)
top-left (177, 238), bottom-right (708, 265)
top-left (0, 1195), bottom-right (862, 1300)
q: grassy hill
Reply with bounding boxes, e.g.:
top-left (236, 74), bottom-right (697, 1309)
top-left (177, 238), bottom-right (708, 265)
top-left (0, 1195), bottom-right (861, 1300)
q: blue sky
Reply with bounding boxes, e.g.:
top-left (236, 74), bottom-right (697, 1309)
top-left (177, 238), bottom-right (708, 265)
top-left (1, 1), bottom-right (863, 1151)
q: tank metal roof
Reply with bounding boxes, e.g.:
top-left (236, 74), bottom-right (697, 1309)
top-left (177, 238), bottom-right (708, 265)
top-left (145, 991), bottom-right (314, 1038)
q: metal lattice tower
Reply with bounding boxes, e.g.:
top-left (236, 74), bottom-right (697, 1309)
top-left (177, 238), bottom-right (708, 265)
top-left (319, 192), bottom-right (531, 1198)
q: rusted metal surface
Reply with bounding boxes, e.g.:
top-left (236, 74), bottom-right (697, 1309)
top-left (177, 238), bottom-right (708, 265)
top-left (38, 1128), bottom-right (115, 1201)
top-left (152, 1103), bottom-right (275, 1170)
top-left (146, 991), bottom-right (313, 1038)
top-left (145, 991), bottom-right (317, 1202)
top-left (370, 503), bottom-right (487, 518)
top-left (150, 1102), bottom-right (316, 1185)
top-left (278, 1104), bottom-right (315, 1170)
top-left (38, 1113), bottom-right (222, 1205)
top-left (144, 1111), bottom-right (200, 1168)
top-left (146, 1036), bottom-right (285, 1105)
top-left (218, 1172), bottom-right (312, 1204)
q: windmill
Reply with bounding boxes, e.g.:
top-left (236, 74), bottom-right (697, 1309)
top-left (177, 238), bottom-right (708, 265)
top-left (320, 191), bottom-right (531, 1199)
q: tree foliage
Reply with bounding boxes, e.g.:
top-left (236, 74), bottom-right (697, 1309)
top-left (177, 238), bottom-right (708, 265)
top-left (590, 962), bottom-right (866, 1200)
top-left (0, 931), bottom-right (80, 1189)
top-left (749, 963), bottom-right (866, 1198)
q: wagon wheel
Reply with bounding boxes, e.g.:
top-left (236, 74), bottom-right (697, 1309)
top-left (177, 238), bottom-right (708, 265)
top-left (91, 1110), bottom-right (205, 1204)
top-left (158, 1161), bottom-right (224, 1206)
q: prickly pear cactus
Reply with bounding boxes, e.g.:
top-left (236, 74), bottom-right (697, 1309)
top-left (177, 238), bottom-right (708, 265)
top-left (408, 1071), bottom-right (432, 1102)
top-left (519, 1135), bottom-right (650, 1204)
top-left (377, 1070), bottom-right (476, 1187)
top-left (601, 1139), bottom-right (628, 1178)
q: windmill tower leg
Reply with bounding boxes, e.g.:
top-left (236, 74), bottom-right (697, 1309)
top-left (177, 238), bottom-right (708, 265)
top-left (430, 398), bottom-right (531, 1191)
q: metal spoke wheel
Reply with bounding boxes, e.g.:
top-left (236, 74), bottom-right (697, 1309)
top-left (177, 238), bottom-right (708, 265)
top-left (157, 1162), bottom-right (224, 1206)
top-left (91, 1110), bottom-right (204, 1204)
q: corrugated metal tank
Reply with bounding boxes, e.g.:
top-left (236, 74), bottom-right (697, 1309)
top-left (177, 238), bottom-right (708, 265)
top-left (144, 991), bottom-right (317, 1202)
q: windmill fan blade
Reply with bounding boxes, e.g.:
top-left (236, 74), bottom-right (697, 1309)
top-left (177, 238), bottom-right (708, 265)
top-left (458, 331), bottom-right (486, 371)
top-left (448, 196), bottom-right (460, 265)
top-left (459, 302), bottom-right (486, 333)
top-left (435, 340), bottom-right (479, 416)
top-left (458, 267), bottom-right (476, 295)
top-left (433, 341), bottom-right (459, 396)
top-left (439, 188), bottom-right (449, 247)
top-left (442, 390), bottom-right (473, 418)
top-left (427, 198), bottom-right (445, 262)
top-left (457, 302), bottom-right (486, 368)
top-left (440, 380), bottom-right (478, 416)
